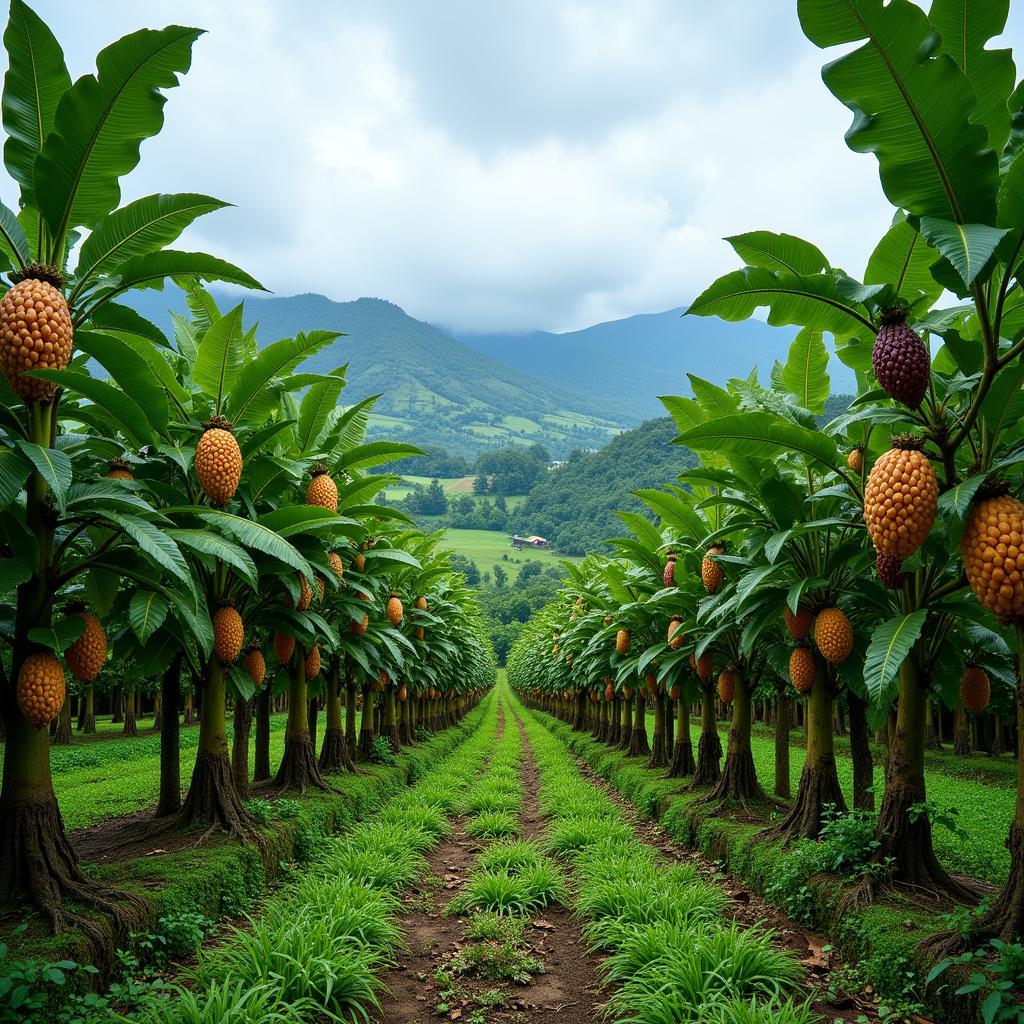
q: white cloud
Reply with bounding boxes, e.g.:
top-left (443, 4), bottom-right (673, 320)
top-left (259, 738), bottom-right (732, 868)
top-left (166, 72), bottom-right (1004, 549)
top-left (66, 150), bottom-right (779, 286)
top-left (17, 1), bottom-right (1024, 332)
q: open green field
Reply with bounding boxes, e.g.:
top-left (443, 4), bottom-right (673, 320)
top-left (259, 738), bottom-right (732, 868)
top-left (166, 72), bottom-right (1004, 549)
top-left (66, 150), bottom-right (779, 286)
top-left (440, 527), bottom-right (579, 575)
top-left (381, 475), bottom-right (528, 509)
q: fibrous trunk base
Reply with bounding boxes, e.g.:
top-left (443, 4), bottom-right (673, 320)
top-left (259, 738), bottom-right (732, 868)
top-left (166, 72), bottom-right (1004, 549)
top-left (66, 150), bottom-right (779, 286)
top-left (646, 730), bottom-right (668, 769)
top-left (666, 737), bottom-right (695, 778)
top-left (704, 741), bottom-right (766, 810)
top-left (690, 729), bottom-right (722, 788)
top-left (760, 757), bottom-right (846, 843)
top-left (273, 736), bottom-right (330, 794)
top-left (318, 727), bottom-right (357, 774)
top-left (0, 791), bottom-right (148, 957)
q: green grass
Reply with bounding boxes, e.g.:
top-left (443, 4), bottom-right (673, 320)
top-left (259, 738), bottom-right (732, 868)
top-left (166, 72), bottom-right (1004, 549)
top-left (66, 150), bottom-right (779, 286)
top-left (0, 714), bottom-right (291, 831)
top-left (440, 527), bottom-right (578, 575)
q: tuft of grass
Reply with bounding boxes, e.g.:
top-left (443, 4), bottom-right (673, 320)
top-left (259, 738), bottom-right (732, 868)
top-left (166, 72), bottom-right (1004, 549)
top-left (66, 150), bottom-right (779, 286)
top-left (543, 817), bottom-right (634, 855)
top-left (476, 841), bottom-right (546, 875)
top-left (120, 979), bottom-right (318, 1023)
top-left (464, 811), bottom-right (520, 840)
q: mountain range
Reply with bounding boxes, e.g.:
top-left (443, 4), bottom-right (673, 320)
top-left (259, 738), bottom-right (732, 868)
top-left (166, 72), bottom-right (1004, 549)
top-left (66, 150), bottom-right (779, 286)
top-left (124, 288), bottom-right (852, 459)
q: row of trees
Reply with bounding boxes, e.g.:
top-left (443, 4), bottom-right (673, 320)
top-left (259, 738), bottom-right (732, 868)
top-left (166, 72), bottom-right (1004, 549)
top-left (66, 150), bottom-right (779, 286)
top-left (511, 0), bottom-right (1024, 948)
top-left (0, 0), bottom-right (493, 951)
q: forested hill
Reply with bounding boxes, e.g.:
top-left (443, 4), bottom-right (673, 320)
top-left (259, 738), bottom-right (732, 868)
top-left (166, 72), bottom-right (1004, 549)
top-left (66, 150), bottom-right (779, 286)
top-left (514, 417), bottom-right (696, 554)
top-left (124, 290), bottom-right (633, 460)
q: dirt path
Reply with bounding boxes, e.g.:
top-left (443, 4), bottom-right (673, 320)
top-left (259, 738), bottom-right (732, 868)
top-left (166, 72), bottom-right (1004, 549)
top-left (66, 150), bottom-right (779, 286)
top-left (374, 705), bottom-right (604, 1024)
top-left (556, 725), bottom-right (882, 1023)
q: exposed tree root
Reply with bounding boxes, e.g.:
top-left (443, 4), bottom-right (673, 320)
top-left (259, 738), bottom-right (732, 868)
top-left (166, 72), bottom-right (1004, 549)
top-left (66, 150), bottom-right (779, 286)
top-left (273, 736), bottom-right (331, 794)
top-left (759, 757), bottom-right (846, 843)
top-left (318, 727), bottom-right (357, 774)
top-left (700, 737), bottom-right (767, 811)
top-left (646, 728), bottom-right (669, 769)
top-left (666, 734), bottom-right (695, 778)
top-left (0, 791), bottom-right (150, 965)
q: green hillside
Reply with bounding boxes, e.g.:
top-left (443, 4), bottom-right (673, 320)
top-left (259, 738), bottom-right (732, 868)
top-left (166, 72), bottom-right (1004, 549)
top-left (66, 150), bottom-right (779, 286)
top-left (512, 416), bottom-right (697, 554)
top-left (126, 290), bottom-right (633, 459)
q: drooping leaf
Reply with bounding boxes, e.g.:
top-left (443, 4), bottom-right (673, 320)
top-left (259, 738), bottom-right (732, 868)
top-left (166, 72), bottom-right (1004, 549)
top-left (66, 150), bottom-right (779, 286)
top-left (917, 217), bottom-right (1008, 288)
top-left (687, 265), bottom-right (875, 336)
top-left (675, 412), bottom-right (841, 474)
top-left (780, 328), bottom-right (829, 413)
top-left (929, 0), bottom-right (1015, 155)
top-left (30, 367), bottom-right (153, 447)
top-left (864, 609), bottom-right (927, 706)
top-left (73, 330), bottom-right (168, 433)
top-left (0, 445), bottom-right (31, 508)
top-left (102, 250), bottom-right (262, 298)
top-left (296, 369), bottom-right (346, 452)
top-left (28, 617), bottom-right (85, 654)
top-left (87, 300), bottom-right (168, 346)
top-left (724, 230), bottom-right (829, 275)
top-left (863, 217), bottom-right (943, 306)
top-left (2, 0), bottom-right (70, 209)
top-left (16, 440), bottom-right (72, 512)
top-left (129, 590), bottom-right (169, 643)
top-left (198, 509), bottom-right (313, 578)
top-left (337, 441), bottom-right (425, 473)
top-left (75, 192), bottom-right (229, 285)
top-left (937, 473), bottom-right (987, 522)
top-left (102, 511), bottom-right (190, 583)
top-left (165, 528), bottom-right (258, 590)
top-left (0, 198), bottom-right (29, 267)
top-left (798, 0), bottom-right (999, 224)
top-left (33, 26), bottom-right (203, 243)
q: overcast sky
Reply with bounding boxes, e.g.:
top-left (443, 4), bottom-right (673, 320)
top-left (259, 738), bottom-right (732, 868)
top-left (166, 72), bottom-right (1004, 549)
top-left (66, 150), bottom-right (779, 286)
top-left (18, 2), bottom-right (1024, 333)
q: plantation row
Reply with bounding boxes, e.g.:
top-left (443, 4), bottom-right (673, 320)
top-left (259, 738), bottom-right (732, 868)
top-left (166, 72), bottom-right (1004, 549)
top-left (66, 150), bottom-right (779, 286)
top-left (0, 0), bottom-right (496, 987)
top-left (506, 1), bottom-right (1024, 1017)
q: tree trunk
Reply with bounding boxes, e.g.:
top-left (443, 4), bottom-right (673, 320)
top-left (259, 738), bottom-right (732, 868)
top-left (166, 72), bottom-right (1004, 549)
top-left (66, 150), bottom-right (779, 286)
top-left (773, 690), bottom-right (791, 800)
top-left (607, 697), bottom-right (621, 746)
top-left (666, 693), bottom-right (695, 778)
top-left (866, 653), bottom-right (980, 902)
top-left (152, 691), bottom-right (162, 732)
top-left (358, 685), bottom-right (375, 760)
top-left (81, 685), bottom-right (95, 734)
top-left (307, 696), bottom-right (318, 752)
top-left (992, 716), bottom-right (1006, 758)
top-left (183, 690), bottom-right (196, 726)
top-left (971, 637), bottom-right (1024, 940)
top-left (156, 654), bottom-right (183, 817)
top-left (253, 687), bottom-right (271, 783)
top-left (231, 698), bottom-right (251, 796)
top-left (953, 704), bottom-right (971, 755)
top-left (346, 680), bottom-right (358, 756)
top-left (618, 692), bottom-right (633, 750)
top-left (646, 693), bottom-right (669, 768)
top-left (383, 688), bottom-right (401, 753)
top-left (399, 689), bottom-right (414, 746)
top-left (319, 662), bottom-right (356, 774)
top-left (848, 691), bottom-right (874, 811)
top-left (924, 700), bottom-right (940, 749)
top-left (628, 690), bottom-right (651, 756)
top-left (762, 664), bottom-right (844, 841)
top-left (175, 659), bottom-right (259, 835)
top-left (274, 649), bottom-right (329, 793)
top-left (111, 685), bottom-right (123, 724)
top-left (705, 672), bottom-right (765, 808)
top-left (122, 686), bottom-right (137, 737)
top-left (51, 701), bottom-right (71, 746)
top-left (691, 684), bottom-right (722, 788)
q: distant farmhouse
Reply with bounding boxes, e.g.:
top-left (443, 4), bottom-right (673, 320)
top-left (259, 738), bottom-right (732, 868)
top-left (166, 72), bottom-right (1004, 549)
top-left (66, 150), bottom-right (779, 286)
top-left (511, 534), bottom-right (549, 549)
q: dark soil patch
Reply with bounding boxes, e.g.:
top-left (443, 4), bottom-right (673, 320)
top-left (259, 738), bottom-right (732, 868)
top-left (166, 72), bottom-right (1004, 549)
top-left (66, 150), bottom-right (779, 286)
top-left (72, 809), bottom-right (221, 865)
top-left (566, 737), bottom-right (881, 1023)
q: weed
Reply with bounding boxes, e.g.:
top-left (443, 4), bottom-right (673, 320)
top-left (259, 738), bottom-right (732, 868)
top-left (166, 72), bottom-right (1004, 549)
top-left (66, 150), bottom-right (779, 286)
top-left (450, 942), bottom-right (542, 984)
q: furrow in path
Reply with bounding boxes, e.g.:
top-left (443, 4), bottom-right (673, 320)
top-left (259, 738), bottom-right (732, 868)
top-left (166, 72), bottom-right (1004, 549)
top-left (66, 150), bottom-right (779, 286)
top-left (512, 716), bottom-right (604, 1023)
top-left (530, 708), bottom-right (881, 1023)
top-left (373, 707), bottom-right (507, 1024)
